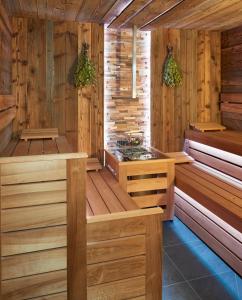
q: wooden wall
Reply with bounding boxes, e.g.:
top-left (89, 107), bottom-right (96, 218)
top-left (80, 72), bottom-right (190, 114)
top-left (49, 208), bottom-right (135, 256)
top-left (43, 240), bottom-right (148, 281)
top-left (221, 25), bottom-right (242, 130)
top-left (151, 28), bottom-right (221, 152)
top-left (104, 29), bottom-right (150, 147)
top-left (12, 18), bottom-right (104, 155)
top-left (78, 23), bottom-right (104, 159)
top-left (0, 0), bottom-right (14, 153)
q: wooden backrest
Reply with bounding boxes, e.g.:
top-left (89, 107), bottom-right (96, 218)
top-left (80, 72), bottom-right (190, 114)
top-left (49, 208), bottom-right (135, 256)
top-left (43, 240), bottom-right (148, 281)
top-left (0, 155), bottom-right (87, 300)
top-left (220, 93), bottom-right (242, 131)
top-left (186, 139), bottom-right (242, 181)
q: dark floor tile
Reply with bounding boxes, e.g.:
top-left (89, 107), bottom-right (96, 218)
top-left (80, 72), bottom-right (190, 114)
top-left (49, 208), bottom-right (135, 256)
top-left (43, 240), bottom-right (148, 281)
top-left (189, 272), bottom-right (239, 300)
top-left (235, 274), bottom-right (242, 298)
top-left (163, 282), bottom-right (200, 300)
top-left (163, 253), bottom-right (185, 287)
top-left (163, 217), bottom-right (200, 247)
top-left (165, 239), bottom-right (232, 280)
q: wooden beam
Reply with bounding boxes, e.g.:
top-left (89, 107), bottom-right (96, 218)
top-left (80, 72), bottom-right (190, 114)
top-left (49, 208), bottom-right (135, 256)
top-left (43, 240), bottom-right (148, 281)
top-left (221, 93), bottom-right (242, 103)
top-left (127, 0), bottom-right (184, 29)
top-left (109, 0), bottom-right (152, 28)
top-left (67, 158), bottom-right (87, 300)
top-left (103, 0), bottom-right (134, 25)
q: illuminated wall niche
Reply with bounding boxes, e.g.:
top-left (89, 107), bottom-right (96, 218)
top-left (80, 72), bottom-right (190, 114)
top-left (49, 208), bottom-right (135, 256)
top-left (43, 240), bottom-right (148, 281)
top-left (104, 28), bottom-right (151, 147)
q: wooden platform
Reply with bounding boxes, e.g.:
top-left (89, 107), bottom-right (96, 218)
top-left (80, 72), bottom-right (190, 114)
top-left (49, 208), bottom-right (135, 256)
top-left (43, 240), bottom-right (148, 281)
top-left (1, 136), bottom-right (72, 157)
top-left (190, 122), bottom-right (226, 132)
top-left (185, 129), bottom-right (242, 156)
top-left (20, 128), bottom-right (59, 141)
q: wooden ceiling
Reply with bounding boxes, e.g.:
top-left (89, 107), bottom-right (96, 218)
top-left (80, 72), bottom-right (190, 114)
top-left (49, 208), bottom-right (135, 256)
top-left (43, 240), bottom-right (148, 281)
top-left (4, 0), bottom-right (242, 31)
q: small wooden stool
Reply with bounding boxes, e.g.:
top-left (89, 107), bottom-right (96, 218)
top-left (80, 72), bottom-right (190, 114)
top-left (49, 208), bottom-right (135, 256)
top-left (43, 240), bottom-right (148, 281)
top-left (20, 128), bottom-right (59, 141)
top-left (190, 122), bottom-right (226, 132)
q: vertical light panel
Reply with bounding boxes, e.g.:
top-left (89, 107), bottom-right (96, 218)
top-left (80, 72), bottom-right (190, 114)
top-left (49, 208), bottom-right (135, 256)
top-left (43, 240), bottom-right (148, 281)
top-left (104, 28), bottom-right (151, 147)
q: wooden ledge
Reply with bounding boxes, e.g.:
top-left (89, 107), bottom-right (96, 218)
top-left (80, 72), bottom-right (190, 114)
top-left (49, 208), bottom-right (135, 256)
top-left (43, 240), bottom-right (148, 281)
top-left (0, 152), bottom-right (88, 164)
top-left (87, 207), bottom-right (163, 223)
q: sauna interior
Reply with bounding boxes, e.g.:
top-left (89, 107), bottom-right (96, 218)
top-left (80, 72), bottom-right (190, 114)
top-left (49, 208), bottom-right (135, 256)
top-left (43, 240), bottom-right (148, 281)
top-left (0, 1), bottom-right (241, 299)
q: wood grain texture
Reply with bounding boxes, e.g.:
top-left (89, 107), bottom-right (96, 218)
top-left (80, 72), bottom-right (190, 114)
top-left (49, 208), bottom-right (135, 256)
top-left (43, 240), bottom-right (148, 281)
top-left (67, 158), bottom-right (87, 300)
top-left (145, 215), bottom-right (162, 299)
top-left (175, 190), bottom-right (242, 276)
top-left (151, 28), bottom-right (221, 152)
top-left (12, 18), bottom-right (104, 155)
top-left (78, 23), bottom-right (104, 158)
top-left (0, 0), bottom-right (12, 95)
top-left (222, 26), bottom-right (242, 130)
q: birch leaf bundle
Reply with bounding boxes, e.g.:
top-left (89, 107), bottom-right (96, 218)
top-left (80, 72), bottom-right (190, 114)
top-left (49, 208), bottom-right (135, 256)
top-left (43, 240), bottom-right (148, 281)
top-left (163, 46), bottom-right (182, 87)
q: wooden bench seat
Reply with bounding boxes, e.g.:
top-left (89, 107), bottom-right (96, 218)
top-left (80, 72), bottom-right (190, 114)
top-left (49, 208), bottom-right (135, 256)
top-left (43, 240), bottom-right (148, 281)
top-left (86, 168), bottom-right (138, 217)
top-left (175, 131), bottom-right (242, 275)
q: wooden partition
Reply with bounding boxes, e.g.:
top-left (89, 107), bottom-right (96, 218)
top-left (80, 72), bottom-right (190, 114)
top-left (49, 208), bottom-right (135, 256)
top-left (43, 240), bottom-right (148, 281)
top-left (151, 28), bottom-right (221, 152)
top-left (0, 153), bottom-right (87, 299)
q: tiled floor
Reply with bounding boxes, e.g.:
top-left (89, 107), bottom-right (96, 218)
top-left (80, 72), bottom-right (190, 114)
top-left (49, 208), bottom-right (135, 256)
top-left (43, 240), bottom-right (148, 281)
top-left (163, 217), bottom-right (242, 300)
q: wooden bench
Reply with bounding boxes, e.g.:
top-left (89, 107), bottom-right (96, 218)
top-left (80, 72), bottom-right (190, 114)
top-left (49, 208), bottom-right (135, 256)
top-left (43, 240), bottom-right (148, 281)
top-left (175, 131), bottom-right (242, 275)
top-left (86, 168), bottom-right (162, 299)
top-left (0, 138), bottom-right (163, 299)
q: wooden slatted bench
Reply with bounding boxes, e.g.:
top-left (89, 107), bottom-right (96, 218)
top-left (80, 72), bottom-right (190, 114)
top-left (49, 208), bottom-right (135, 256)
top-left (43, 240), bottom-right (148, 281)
top-left (86, 167), bottom-right (163, 299)
top-left (175, 132), bottom-right (242, 276)
top-left (0, 137), bottom-right (163, 299)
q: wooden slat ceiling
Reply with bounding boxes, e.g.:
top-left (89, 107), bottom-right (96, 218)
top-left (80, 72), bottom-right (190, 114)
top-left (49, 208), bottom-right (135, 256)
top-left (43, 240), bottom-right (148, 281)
top-left (4, 0), bottom-right (242, 31)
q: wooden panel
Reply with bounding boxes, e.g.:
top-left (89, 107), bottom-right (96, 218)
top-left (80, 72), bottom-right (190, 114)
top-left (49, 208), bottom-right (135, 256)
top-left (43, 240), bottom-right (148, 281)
top-left (78, 23), bottom-right (104, 158)
top-left (1, 180), bottom-right (66, 208)
top-left (125, 161), bottom-right (169, 176)
top-left (87, 276), bottom-right (145, 300)
top-left (87, 216), bottom-right (146, 242)
top-left (1, 159), bottom-right (66, 185)
top-left (0, 1), bottom-right (12, 95)
top-left (222, 26), bottom-right (242, 130)
top-left (87, 255), bottom-right (145, 286)
top-left (67, 158), bottom-right (86, 300)
top-left (143, 0), bottom-right (242, 31)
top-left (2, 225), bottom-right (66, 256)
top-left (2, 248), bottom-right (66, 280)
top-left (2, 203), bottom-right (67, 232)
top-left (132, 194), bottom-right (166, 208)
top-left (151, 28), bottom-right (221, 152)
top-left (127, 177), bottom-right (168, 193)
top-left (188, 148), bottom-right (242, 180)
top-left (87, 235), bottom-right (145, 264)
top-left (145, 214), bottom-right (162, 299)
top-left (185, 129), bottom-right (242, 156)
top-left (175, 194), bottom-right (242, 276)
top-left (2, 270), bottom-right (67, 300)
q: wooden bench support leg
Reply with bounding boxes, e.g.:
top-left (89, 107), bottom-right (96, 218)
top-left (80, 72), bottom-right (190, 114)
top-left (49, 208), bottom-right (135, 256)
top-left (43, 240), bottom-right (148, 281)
top-left (146, 215), bottom-right (162, 299)
top-left (164, 162), bottom-right (175, 220)
top-left (67, 159), bottom-right (87, 300)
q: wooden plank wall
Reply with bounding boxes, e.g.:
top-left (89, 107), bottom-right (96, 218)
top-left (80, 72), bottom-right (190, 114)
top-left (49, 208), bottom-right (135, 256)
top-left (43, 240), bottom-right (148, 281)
top-left (0, 0), bottom-right (14, 153)
top-left (104, 29), bottom-right (150, 147)
top-left (151, 28), bottom-right (221, 152)
top-left (78, 23), bottom-right (104, 159)
top-left (221, 25), bottom-right (242, 130)
top-left (12, 18), bottom-right (104, 156)
top-left (0, 0), bottom-right (12, 95)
